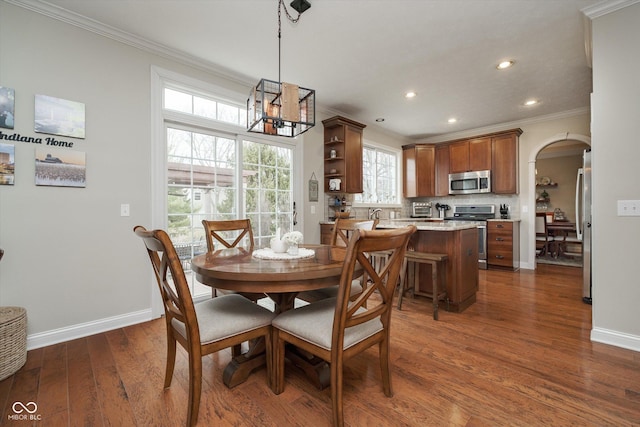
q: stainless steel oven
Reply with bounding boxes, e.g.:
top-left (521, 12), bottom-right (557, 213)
top-left (445, 204), bottom-right (495, 269)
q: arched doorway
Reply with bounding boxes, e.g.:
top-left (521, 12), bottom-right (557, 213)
top-left (526, 133), bottom-right (591, 269)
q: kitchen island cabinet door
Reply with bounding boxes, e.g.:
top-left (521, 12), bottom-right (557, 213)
top-left (410, 227), bottom-right (479, 313)
top-left (320, 223), bottom-right (334, 245)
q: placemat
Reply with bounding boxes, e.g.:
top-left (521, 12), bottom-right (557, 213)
top-left (252, 248), bottom-right (315, 260)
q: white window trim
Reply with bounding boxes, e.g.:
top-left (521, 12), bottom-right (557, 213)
top-left (150, 66), bottom-right (304, 316)
top-left (352, 138), bottom-right (403, 208)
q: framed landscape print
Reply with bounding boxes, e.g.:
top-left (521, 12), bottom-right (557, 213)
top-left (34, 94), bottom-right (85, 139)
top-left (0, 87), bottom-right (15, 130)
top-left (35, 147), bottom-right (86, 187)
top-left (308, 172), bottom-right (318, 202)
top-left (0, 143), bottom-right (15, 185)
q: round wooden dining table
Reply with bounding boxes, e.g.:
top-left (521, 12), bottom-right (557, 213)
top-left (191, 244), bottom-right (350, 388)
top-left (191, 244), bottom-right (348, 312)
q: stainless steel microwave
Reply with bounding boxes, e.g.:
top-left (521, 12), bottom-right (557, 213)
top-left (448, 170), bottom-right (491, 195)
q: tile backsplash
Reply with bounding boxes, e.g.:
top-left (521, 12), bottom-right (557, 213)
top-left (325, 193), bottom-right (520, 221)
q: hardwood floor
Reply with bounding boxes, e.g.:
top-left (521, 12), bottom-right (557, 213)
top-left (1, 265), bottom-right (639, 426)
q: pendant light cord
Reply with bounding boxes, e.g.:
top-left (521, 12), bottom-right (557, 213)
top-left (278, 0), bottom-right (302, 83)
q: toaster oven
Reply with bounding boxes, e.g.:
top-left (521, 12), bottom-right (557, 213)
top-left (411, 202), bottom-right (432, 218)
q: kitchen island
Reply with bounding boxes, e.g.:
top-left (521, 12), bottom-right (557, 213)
top-left (378, 220), bottom-right (479, 312)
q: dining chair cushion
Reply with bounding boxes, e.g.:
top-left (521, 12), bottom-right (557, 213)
top-left (272, 297), bottom-right (383, 351)
top-left (171, 294), bottom-right (276, 344)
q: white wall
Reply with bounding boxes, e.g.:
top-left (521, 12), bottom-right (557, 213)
top-left (590, 2), bottom-right (640, 348)
top-left (0, 2), bottom-right (248, 345)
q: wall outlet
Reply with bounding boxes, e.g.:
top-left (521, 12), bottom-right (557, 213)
top-left (617, 200), bottom-right (640, 216)
top-left (310, 205), bottom-right (316, 214)
top-left (120, 203), bottom-right (130, 217)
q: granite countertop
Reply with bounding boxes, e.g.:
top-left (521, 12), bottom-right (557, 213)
top-left (320, 217), bottom-right (445, 225)
top-left (487, 218), bottom-right (521, 222)
top-left (378, 220), bottom-right (479, 231)
top-left (321, 218), bottom-right (478, 231)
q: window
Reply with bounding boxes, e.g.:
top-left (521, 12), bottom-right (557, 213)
top-left (243, 140), bottom-right (294, 248)
top-left (158, 82), bottom-right (298, 298)
top-left (355, 144), bottom-right (401, 205)
top-left (164, 88), bottom-right (247, 127)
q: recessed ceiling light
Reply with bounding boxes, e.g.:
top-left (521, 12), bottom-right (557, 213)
top-left (497, 60), bottom-right (515, 70)
top-left (405, 91), bottom-right (416, 99)
top-left (524, 99), bottom-right (538, 106)
top-left (375, 118), bottom-right (385, 122)
top-left (448, 118), bottom-right (457, 124)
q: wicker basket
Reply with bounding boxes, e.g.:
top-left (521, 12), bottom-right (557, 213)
top-left (0, 307), bottom-right (27, 381)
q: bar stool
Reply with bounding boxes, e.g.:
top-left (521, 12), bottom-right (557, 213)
top-left (397, 251), bottom-right (448, 320)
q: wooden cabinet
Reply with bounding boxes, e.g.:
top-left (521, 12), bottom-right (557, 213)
top-left (323, 116), bottom-right (365, 194)
top-left (435, 144), bottom-right (450, 196)
top-left (401, 128), bottom-right (521, 197)
top-left (410, 228), bottom-right (479, 313)
top-left (491, 130), bottom-right (521, 194)
top-left (487, 220), bottom-right (520, 270)
top-left (449, 137), bottom-right (492, 173)
top-left (320, 223), bottom-right (333, 245)
top-left (403, 145), bottom-right (435, 197)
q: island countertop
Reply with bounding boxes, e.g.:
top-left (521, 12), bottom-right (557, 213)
top-left (377, 219), bottom-right (480, 231)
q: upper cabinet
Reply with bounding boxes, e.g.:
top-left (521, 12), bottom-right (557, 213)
top-left (449, 137), bottom-right (492, 173)
top-left (435, 144), bottom-right (450, 196)
top-left (491, 129), bottom-right (522, 194)
top-left (402, 128), bottom-right (522, 197)
top-left (323, 116), bottom-right (366, 194)
top-left (403, 145), bottom-right (435, 198)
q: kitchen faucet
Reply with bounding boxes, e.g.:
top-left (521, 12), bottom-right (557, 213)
top-left (368, 208), bottom-right (382, 219)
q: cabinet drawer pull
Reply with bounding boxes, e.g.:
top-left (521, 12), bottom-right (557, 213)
top-left (496, 224), bottom-right (504, 228)
top-left (495, 255), bottom-right (504, 259)
top-left (496, 237), bottom-right (504, 241)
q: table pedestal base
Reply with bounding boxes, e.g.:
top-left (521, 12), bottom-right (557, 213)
top-left (285, 346), bottom-right (330, 390)
top-left (222, 352), bottom-right (267, 388)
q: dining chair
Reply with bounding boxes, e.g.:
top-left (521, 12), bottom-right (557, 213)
top-left (201, 219), bottom-right (264, 302)
top-left (297, 218), bottom-right (378, 303)
top-left (133, 226), bottom-right (276, 427)
top-left (271, 226), bottom-right (416, 427)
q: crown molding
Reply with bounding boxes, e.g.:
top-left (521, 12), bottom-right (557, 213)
top-left (416, 107), bottom-right (591, 144)
top-left (581, 0), bottom-right (640, 19)
top-left (4, 0), bottom-right (256, 88)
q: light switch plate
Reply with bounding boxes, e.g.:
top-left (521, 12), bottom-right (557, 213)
top-left (617, 200), bottom-right (640, 216)
top-left (120, 204), bottom-right (130, 217)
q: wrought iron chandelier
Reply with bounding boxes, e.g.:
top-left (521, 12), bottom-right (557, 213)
top-left (247, 0), bottom-right (315, 138)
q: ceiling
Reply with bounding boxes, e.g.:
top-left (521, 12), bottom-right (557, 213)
top-left (25, 0), bottom-right (602, 140)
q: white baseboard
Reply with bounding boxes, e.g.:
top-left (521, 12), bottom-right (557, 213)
top-left (26, 309), bottom-right (155, 350)
top-left (519, 260), bottom-right (535, 270)
top-left (591, 327), bottom-right (640, 352)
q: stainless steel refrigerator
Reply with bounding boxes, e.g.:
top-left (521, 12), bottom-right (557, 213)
top-left (576, 149), bottom-right (592, 304)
